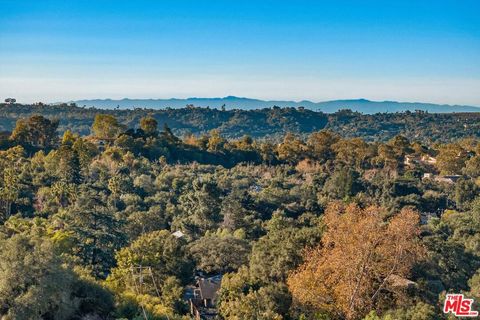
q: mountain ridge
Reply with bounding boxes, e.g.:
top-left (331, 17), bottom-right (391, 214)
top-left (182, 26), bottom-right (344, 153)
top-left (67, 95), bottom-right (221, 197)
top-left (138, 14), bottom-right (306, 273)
top-left (72, 96), bottom-right (480, 114)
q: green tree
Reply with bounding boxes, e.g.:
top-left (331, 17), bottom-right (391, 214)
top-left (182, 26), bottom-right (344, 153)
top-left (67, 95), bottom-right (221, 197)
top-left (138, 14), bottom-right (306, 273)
top-left (189, 234), bottom-right (250, 274)
top-left (218, 267), bottom-right (291, 320)
top-left (0, 167), bottom-right (20, 220)
top-left (455, 178), bottom-right (478, 211)
top-left (174, 179), bottom-right (222, 238)
top-left (307, 130), bottom-right (340, 163)
top-left (46, 144), bottom-right (82, 183)
top-left (322, 166), bottom-right (362, 200)
top-left (92, 114), bottom-right (125, 139)
top-left (277, 132), bottom-right (307, 164)
top-left (59, 189), bottom-right (126, 278)
top-left (10, 115), bottom-right (59, 150)
top-left (0, 234), bottom-right (113, 319)
top-left (249, 211), bottom-right (322, 283)
top-left (61, 129), bottom-right (79, 146)
top-left (72, 137), bottom-right (99, 170)
top-left (107, 230), bottom-right (193, 300)
top-left (333, 138), bottom-right (371, 170)
top-left (380, 302), bottom-right (438, 320)
top-left (463, 155), bottom-right (480, 178)
top-left (140, 116), bottom-right (159, 136)
top-left (436, 143), bottom-right (468, 175)
top-left (207, 129), bottom-right (226, 152)
top-left (387, 135), bottom-right (413, 158)
top-left (220, 188), bottom-right (260, 237)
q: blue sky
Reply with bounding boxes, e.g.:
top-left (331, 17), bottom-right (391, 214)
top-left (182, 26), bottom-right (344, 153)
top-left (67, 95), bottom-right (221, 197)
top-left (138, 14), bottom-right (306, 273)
top-left (1, 0), bottom-right (479, 105)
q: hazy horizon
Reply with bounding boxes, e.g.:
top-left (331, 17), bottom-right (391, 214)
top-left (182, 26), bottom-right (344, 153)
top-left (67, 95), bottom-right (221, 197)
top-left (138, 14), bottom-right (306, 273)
top-left (1, 1), bottom-right (479, 105)
top-left (4, 95), bottom-right (480, 108)
top-left (71, 96), bottom-right (480, 108)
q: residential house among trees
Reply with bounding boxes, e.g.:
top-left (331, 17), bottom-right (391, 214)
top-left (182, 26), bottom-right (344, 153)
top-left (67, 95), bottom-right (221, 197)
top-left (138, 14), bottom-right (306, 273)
top-left (186, 275), bottom-right (222, 320)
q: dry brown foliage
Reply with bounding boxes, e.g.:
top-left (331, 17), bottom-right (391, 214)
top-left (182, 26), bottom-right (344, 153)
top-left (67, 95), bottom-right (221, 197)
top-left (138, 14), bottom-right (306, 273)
top-left (287, 203), bottom-right (424, 319)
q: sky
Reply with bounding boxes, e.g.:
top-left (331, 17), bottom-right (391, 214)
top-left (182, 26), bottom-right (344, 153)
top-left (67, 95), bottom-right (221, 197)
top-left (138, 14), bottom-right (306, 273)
top-left (0, 0), bottom-right (479, 105)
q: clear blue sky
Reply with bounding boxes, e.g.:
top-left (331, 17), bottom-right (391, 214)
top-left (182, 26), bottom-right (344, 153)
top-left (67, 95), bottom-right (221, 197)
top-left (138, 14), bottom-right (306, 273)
top-left (1, 0), bottom-right (479, 105)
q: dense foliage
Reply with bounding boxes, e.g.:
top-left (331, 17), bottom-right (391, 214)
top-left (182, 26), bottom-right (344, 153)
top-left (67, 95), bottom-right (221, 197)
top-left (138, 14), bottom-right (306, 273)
top-left (0, 110), bottom-right (480, 319)
top-left (1, 103), bottom-right (480, 142)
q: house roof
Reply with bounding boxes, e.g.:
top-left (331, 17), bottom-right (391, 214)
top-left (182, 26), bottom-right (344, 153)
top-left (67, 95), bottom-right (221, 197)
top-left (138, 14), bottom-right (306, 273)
top-left (198, 276), bottom-right (222, 300)
top-left (387, 274), bottom-right (417, 288)
top-left (172, 230), bottom-right (185, 238)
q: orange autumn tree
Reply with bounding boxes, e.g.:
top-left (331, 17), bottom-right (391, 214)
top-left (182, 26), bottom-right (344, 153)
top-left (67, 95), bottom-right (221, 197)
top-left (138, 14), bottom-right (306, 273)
top-left (287, 203), bottom-right (424, 319)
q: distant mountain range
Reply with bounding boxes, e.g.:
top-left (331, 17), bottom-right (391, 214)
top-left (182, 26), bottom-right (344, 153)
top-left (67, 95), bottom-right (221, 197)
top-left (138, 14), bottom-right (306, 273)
top-left (72, 96), bottom-right (480, 114)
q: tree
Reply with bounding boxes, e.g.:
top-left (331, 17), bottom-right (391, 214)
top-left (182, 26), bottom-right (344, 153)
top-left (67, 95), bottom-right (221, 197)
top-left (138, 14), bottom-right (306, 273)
top-left (140, 116), bottom-right (158, 137)
top-left (61, 129), bottom-right (79, 146)
top-left (173, 179), bottom-right (222, 238)
top-left (384, 302), bottom-right (438, 320)
top-left (0, 146), bottom-right (30, 220)
top-left (159, 123), bottom-right (181, 145)
top-left (125, 205), bottom-right (168, 240)
top-left (463, 155), bottom-right (480, 178)
top-left (10, 115), bottom-right (59, 150)
top-left (376, 144), bottom-right (401, 170)
top-left (0, 167), bottom-right (20, 220)
top-left (277, 133), bottom-right (307, 164)
top-left (363, 302), bottom-right (437, 320)
top-left (59, 189), bottom-right (126, 278)
top-left (249, 211), bottom-right (322, 283)
top-left (51, 181), bottom-right (77, 208)
top-left (72, 137), bottom-right (99, 171)
top-left (288, 203), bottom-right (424, 319)
top-left (257, 142), bottom-right (277, 165)
top-left (333, 138), bottom-right (372, 170)
top-left (220, 188), bottom-right (260, 236)
top-left (468, 268), bottom-right (480, 300)
top-left (218, 267), bottom-right (291, 320)
top-left (420, 203), bottom-right (480, 294)
top-left (45, 144), bottom-right (82, 183)
top-left (0, 234), bottom-right (75, 319)
top-left (387, 135), bottom-right (412, 158)
top-left (322, 166), bottom-right (362, 200)
top-left (307, 130), bottom-right (340, 162)
top-left (436, 143), bottom-right (468, 175)
top-left (0, 234), bottom-right (113, 319)
top-left (455, 178), bottom-right (478, 211)
top-left (207, 129), bottom-right (226, 152)
top-left (92, 114), bottom-right (125, 139)
top-left (107, 230), bottom-right (193, 297)
top-left (189, 234), bottom-right (250, 274)
top-left (114, 134), bottom-right (143, 155)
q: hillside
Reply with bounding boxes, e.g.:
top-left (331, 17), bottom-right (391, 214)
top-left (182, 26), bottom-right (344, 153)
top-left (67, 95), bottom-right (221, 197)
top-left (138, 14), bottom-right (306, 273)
top-left (1, 103), bottom-right (480, 143)
top-left (73, 96), bottom-right (480, 113)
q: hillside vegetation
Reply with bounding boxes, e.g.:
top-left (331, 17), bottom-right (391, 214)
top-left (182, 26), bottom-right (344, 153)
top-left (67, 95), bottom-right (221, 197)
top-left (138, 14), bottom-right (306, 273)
top-left (1, 103), bottom-right (480, 143)
top-left (1, 111), bottom-right (480, 319)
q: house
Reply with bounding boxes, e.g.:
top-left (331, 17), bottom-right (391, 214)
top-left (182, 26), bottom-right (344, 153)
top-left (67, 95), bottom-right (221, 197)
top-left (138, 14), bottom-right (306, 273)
top-left (172, 230), bottom-right (185, 238)
top-left (420, 155), bottom-right (437, 165)
top-left (420, 211), bottom-right (439, 224)
top-left (423, 174), bottom-right (461, 184)
top-left (422, 173), bottom-right (433, 180)
top-left (86, 136), bottom-right (116, 151)
top-left (185, 275), bottom-right (222, 320)
top-left (434, 175), bottom-right (461, 184)
top-left (404, 155), bottom-right (420, 166)
top-left (404, 154), bottom-right (437, 167)
top-left (196, 276), bottom-right (222, 308)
